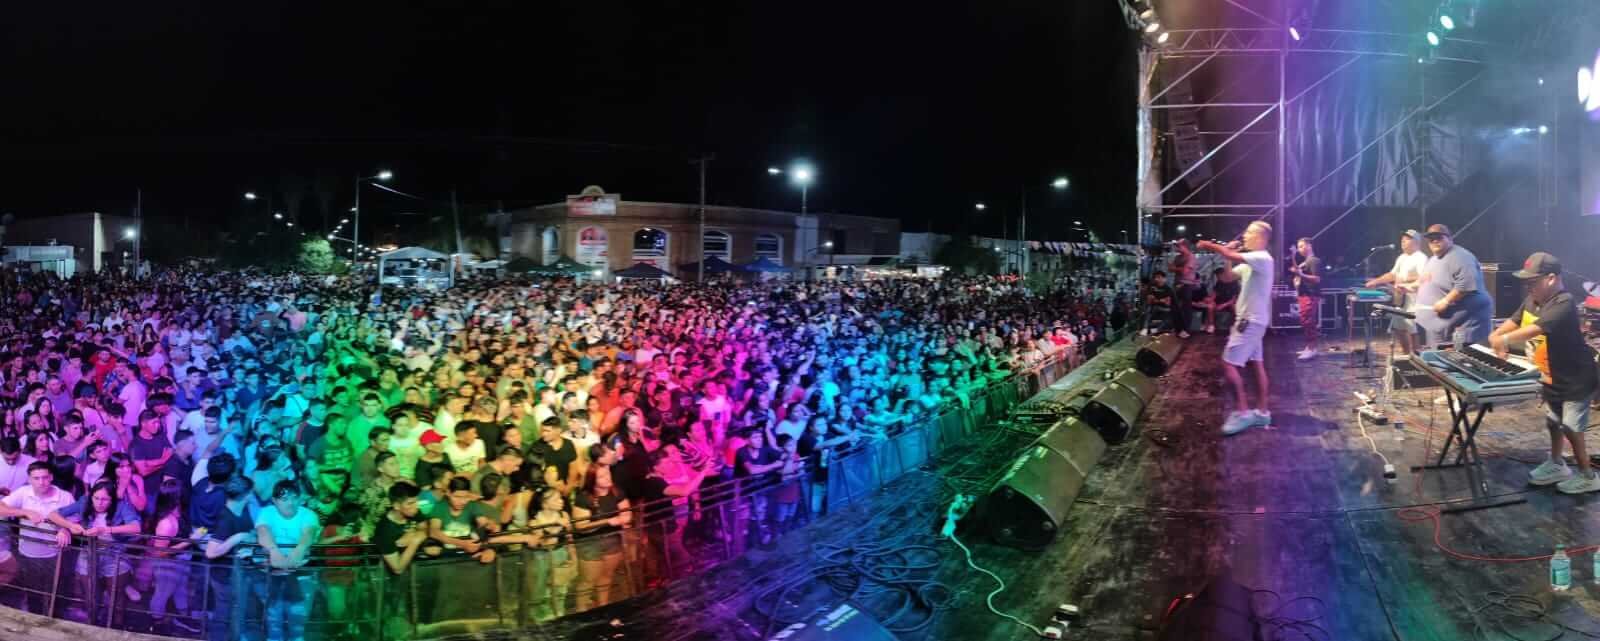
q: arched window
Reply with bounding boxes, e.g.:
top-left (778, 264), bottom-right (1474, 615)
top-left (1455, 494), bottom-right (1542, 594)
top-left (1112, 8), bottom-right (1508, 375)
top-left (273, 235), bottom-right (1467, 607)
top-left (632, 228), bottom-right (669, 269)
top-left (754, 233), bottom-right (783, 264)
top-left (702, 230), bottom-right (732, 262)
top-left (541, 227), bottom-right (561, 266)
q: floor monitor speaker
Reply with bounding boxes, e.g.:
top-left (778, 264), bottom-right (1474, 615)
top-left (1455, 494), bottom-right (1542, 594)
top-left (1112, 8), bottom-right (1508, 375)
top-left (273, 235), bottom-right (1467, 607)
top-left (983, 419), bottom-right (1106, 549)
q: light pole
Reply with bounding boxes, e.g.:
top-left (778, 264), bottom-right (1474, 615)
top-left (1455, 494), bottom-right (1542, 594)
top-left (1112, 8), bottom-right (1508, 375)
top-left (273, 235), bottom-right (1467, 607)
top-left (123, 227), bottom-right (139, 278)
top-left (767, 163), bottom-right (815, 214)
top-left (353, 170), bottom-right (393, 261)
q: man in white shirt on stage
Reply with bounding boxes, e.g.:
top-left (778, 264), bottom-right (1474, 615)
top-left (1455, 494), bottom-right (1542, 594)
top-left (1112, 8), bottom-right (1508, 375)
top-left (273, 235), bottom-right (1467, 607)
top-left (1364, 229), bottom-right (1429, 355)
top-left (1197, 220), bottom-right (1276, 436)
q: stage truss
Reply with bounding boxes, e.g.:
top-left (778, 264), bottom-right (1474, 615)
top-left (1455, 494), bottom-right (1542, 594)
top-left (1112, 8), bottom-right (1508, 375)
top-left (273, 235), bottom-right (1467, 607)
top-left (1135, 3), bottom-right (1511, 262)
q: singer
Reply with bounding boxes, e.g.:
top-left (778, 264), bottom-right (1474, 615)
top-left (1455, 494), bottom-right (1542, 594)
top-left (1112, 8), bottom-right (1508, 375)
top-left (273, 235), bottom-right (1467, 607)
top-left (1196, 220), bottom-right (1275, 436)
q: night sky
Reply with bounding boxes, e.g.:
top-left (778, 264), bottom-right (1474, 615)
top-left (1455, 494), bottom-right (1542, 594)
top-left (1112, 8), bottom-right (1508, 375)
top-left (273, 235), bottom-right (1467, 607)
top-left (0, 1), bottom-right (1139, 247)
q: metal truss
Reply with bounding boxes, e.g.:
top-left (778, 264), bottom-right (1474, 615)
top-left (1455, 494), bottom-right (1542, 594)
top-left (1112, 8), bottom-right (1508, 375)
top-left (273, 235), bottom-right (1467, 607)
top-left (1140, 11), bottom-right (1491, 259)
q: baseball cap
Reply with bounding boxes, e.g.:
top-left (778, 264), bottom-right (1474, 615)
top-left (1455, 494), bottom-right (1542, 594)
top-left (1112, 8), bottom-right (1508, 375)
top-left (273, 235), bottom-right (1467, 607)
top-left (1402, 229), bottom-right (1422, 243)
top-left (419, 430), bottom-right (446, 446)
top-left (1513, 252), bottom-right (1562, 279)
top-left (1423, 224), bottom-right (1453, 239)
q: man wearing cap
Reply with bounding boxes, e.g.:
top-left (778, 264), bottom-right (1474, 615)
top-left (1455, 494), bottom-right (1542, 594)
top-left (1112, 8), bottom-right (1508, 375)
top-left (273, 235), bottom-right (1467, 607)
top-left (1197, 220), bottom-right (1276, 436)
top-left (1489, 252), bottom-right (1600, 493)
top-left (1364, 230), bottom-right (1429, 355)
top-left (1416, 224), bottom-right (1493, 346)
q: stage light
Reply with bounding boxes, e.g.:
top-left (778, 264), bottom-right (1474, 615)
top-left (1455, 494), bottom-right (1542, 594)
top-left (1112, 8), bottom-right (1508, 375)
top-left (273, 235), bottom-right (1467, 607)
top-left (1538, 77), bottom-right (1545, 86)
top-left (1176, 224), bottom-right (1187, 233)
top-left (244, 192), bottom-right (257, 201)
top-left (1144, 21), bottom-right (1160, 33)
top-left (975, 203), bottom-right (986, 211)
top-left (1052, 176), bottom-right (1070, 189)
top-left (1426, 31), bottom-right (1440, 47)
top-left (767, 167), bottom-right (781, 175)
top-left (1156, 31), bottom-right (1170, 44)
top-left (273, 212), bottom-right (283, 220)
top-left (1539, 125), bottom-right (1549, 135)
top-left (1139, 8), bottom-right (1155, 21)
top-left (1440, 15), bottom-right (1455, 31)
top-left (1288, 27), bottom-right (1301, 41)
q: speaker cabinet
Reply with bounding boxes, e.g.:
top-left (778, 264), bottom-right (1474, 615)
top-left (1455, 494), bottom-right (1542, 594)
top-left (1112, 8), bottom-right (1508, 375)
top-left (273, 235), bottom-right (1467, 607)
top-left (1081, 369), bottom-right (1156, 444)
top-left (983, 419), bottom-right (1106, 549)
top-left (1136, 334), bottom-right (1184, 377)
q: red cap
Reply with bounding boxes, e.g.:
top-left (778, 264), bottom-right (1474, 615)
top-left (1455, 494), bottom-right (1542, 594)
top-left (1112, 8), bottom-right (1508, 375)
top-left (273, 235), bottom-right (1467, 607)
top-left (419, 430), bottom-right (446, 445)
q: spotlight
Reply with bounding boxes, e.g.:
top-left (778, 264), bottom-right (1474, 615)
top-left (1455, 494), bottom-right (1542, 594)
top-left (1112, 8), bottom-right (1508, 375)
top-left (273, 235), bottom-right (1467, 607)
top-left (975, 203), bottom-right (987, 211)
top-left (1288, 27), bottom-right (1301, 41)
top-left (1425, 31), bottom-right (1440, 47)
top-left (1156, 31), bottom-right (1170, 44)
top-left (1139, 8), bottom-right (1155, 20)
top-left (1439, 15), bottom-right (1455, 31)
top-left (273, 212), bottom-right (283, 220)
top-left (1144, 21), bottom-right (1160, 33)
top-left (1539, 125), bottom-right (1550, 135)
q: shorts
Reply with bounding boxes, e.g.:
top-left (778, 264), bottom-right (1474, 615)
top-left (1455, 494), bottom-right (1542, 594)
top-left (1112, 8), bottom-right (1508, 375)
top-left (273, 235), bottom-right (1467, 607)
top-left (1546, 393), bottom-right (1594, 433)
top-left (1223, 318), bottom-right (1267, 367)
top-left (1389, 313), bottom-right (1416, 334)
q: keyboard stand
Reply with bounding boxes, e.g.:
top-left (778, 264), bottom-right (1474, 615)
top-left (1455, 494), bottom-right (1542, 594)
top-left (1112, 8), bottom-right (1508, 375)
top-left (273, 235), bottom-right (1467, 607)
top-left (1410, 388), bottom-right (1528, 513)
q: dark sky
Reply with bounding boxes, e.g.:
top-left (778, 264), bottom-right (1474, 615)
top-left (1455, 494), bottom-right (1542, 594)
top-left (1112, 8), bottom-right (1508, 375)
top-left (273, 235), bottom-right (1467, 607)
top-left (0, 1), bottom-right (1139, 245)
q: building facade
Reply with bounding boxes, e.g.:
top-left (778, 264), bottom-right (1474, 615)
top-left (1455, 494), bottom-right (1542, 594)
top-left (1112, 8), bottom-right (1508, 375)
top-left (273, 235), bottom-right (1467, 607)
top-left (496, 187), bottom-right (900, 276)
top-left (4, 212), bottom-right (139, 274)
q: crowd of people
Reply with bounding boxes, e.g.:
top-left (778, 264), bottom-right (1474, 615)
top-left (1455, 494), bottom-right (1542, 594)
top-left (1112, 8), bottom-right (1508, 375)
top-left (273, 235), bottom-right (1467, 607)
top-left (0, 264), bottom-right (1133, 639)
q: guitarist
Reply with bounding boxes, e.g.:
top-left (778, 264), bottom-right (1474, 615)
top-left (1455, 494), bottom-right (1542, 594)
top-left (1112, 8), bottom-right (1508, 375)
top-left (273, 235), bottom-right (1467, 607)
top-left (1290, 237), bottom-right (1323, 361)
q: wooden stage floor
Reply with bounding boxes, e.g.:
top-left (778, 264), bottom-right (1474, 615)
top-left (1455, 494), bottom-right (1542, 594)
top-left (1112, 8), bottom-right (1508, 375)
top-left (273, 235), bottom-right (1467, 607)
top-left (527, 333), bottom-right (1600, 641)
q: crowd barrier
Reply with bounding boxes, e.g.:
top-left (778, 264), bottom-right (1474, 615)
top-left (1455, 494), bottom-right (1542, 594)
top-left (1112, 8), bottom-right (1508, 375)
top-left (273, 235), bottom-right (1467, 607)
top-left (0, 349), bottom-right (1084, 640)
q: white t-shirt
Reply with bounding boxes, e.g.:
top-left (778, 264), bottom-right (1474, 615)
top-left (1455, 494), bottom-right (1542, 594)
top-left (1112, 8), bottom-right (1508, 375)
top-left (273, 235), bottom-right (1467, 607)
top-left (1390, 250), bottom-right (1429, 309)
top-left (1232, 250), bottom-right (1276, 324)
top-left (444, 439), bottom-right (487, 475)
top-left (3, 486), bottom-right (75, 558)
top-left (255, 505), bottom-right (319, 550)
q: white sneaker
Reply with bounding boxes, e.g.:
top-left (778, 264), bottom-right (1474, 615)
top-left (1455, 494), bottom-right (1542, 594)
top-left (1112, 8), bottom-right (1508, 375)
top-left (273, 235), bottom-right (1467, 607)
top-left (1297, 349), bottom-right (1318, 361)
top-left (1222, 411), bottom-right (1257, 436)
top-left (1178, 331), bottom-right (1191, 339)
top-left (1250, 409), bottom-right (1272, 426)
top-left (1531, 460), bottom-right (1574, 486)
top-left (1558, 472), bottom-right (1600, 494)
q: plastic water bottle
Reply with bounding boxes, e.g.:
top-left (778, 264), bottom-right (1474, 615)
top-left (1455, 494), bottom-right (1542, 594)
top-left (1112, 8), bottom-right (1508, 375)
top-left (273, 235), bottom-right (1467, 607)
top-left (1553, 544), bottom-right (1572, 591)
top-left (1452, 326), bottom-right (1469, 349)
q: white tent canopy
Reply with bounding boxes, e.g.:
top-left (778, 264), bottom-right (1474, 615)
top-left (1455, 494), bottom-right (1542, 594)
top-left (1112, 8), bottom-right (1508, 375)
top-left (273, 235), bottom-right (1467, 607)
top-left (378, 246), bottom-right (454, 288)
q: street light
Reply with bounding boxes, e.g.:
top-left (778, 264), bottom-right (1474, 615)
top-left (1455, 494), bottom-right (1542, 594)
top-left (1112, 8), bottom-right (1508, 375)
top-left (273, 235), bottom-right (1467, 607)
top-left (767, 163), bottom-right (815, 214)
top-left (352, 169), bottom-right (394, 260)
top-left (243, 192), bottom-right (257, 201)
top-left (974, 203), bottom-right (987, 211)
top-left (1052, 177), bottom-right (1070, 189)
top-left (124, 227), bottom-right (137, 240)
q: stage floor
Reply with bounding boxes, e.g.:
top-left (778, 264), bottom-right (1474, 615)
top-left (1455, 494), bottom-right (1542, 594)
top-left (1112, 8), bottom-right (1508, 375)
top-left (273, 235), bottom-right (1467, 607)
top-left (528, 333), bottom-right (1600, 641)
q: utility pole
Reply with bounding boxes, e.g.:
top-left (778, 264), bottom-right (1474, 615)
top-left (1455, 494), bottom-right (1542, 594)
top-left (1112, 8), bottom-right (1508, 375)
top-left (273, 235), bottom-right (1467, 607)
top-left (451, 187), bottom-right (465, 285)
top-left (352, 175), bottom-right (362, 261)
top-left (692, 154), bottom-right (714, 282)
top-left (1019, 186), bottom-right (1028, 276)
top-left (134, 188), bottom-right (143, 279)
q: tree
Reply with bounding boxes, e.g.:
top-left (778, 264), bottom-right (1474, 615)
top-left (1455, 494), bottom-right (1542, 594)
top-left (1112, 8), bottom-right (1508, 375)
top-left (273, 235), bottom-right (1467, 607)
top-left (932, 235), bottom-right (1001, 275)
top-left (297, 238), bottom-right (346, 274)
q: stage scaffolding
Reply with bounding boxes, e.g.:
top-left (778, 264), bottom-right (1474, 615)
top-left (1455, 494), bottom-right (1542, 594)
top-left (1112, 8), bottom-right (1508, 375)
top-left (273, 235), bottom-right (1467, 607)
top-left (1136, 2), bottom-right (1497, 263)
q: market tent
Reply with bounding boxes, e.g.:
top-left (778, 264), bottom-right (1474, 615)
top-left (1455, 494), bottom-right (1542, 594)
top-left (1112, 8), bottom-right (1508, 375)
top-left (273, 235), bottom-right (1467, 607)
top-left (526, 256), bottom-right (592, 276)
top-left (378, 246), bottom-right (453, 288)
top-left (678, 256), bottom-right (744, 275)
top-left (615, 262), bottom-right (674, 279)
top-left (740, 257), bottom-right (792, 273)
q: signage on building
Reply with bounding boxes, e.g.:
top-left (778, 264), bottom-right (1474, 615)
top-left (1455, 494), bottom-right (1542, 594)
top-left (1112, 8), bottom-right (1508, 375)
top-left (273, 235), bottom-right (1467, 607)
top-left (576, 226), bottom-right (609, 267)
top-left (567, 186), bottom-right (619, 216)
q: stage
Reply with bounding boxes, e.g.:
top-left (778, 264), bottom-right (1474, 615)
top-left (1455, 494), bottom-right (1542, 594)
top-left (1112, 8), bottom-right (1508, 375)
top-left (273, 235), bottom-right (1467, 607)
top-left (525, 333), bottom-right (1600, 641)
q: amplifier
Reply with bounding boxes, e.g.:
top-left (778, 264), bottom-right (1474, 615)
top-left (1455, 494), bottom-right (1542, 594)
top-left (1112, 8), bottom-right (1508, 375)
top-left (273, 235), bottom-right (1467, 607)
top-left (1270, 288), bottom-right (1338, 330)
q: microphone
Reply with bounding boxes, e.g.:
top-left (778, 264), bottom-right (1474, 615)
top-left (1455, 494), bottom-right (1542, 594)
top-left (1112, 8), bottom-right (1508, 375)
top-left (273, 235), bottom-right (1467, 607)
top-left (1370, 243), bottom-right (1396, 251)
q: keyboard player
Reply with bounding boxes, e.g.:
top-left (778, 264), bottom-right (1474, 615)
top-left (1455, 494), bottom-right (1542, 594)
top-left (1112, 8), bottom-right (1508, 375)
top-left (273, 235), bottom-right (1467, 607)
top-left (1363, 229), bottom-right (1428, 355)
top-left (1488, 252), bottom-right (1600, 494)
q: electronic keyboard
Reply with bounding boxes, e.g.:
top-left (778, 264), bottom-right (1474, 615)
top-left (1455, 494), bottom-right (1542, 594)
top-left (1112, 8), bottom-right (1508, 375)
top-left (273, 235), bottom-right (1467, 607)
top-left (1415, 344), bottom-right (1541, 406)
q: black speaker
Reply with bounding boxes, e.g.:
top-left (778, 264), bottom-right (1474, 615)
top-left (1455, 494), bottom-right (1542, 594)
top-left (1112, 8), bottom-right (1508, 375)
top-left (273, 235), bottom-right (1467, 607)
top-left (982, 419), bottom-right (1106, 549)
top-left (1136, 334), bottom-right (1184, 377)
top-left (1081, 369), bottom-right (1157, 444)
top-left (1484, 267), bottom-right (1522, 320)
